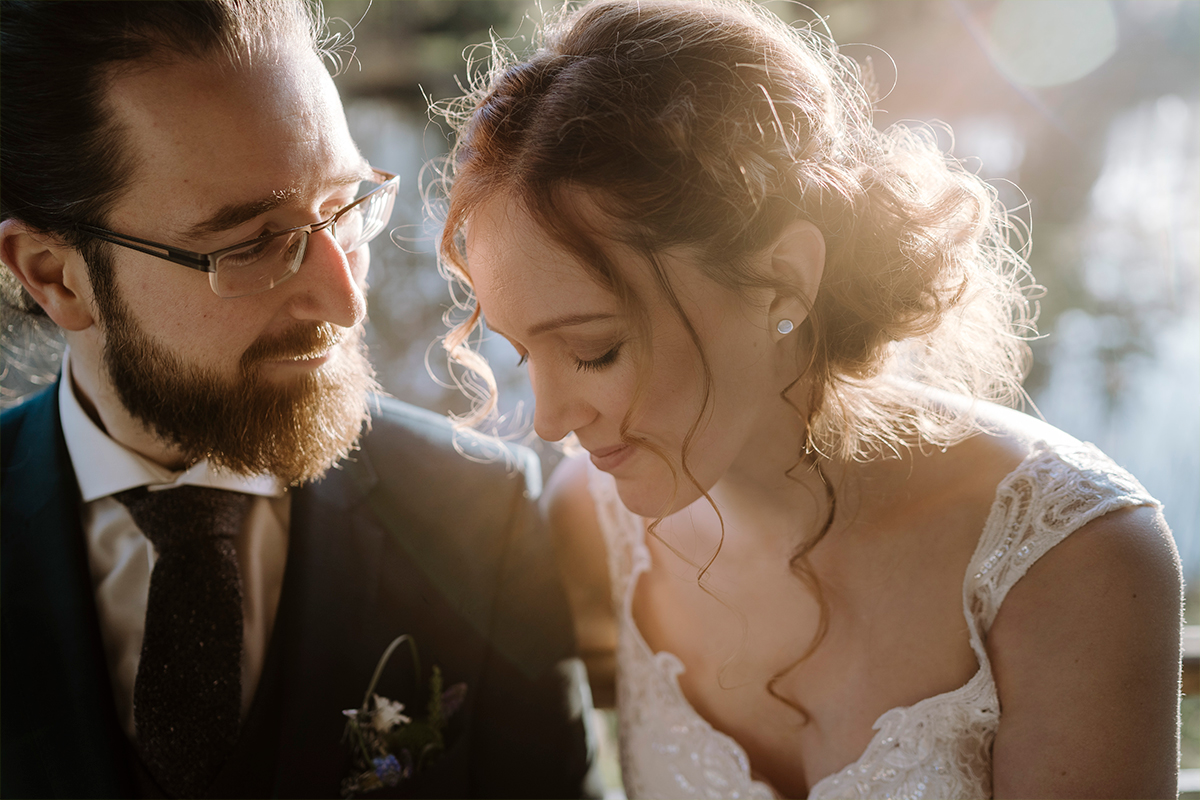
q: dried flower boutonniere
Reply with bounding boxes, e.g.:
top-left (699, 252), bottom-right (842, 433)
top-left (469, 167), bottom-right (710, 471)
top-left (340, 635), bottom-right (467, 797)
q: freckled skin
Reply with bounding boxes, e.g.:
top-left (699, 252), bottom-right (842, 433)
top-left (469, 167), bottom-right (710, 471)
top-left (466, 194), bottom-right (799, 519)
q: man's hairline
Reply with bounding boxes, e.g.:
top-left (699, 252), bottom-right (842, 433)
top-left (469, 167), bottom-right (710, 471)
top-left (90, 41), bottom-right (369, 253)
top-left (0, 1), bottom-right (334, 315)
top-left (85, 12), bottom-right (331, 219)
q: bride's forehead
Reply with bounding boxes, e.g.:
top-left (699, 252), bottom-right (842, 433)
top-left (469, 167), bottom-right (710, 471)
top-left (466, 190), bottom-right (726, 316)
top-left (468, 190), bottom-right (604, 246)
top-left (467, 196), bottom-right (604, 276)
top-left (465, 209), bottom-right (605, 313)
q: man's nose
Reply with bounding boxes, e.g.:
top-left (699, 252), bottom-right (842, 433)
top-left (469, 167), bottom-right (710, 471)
top-left (531, 364), bottom-right (597, 443)
top-left (284, 227), bottom-right (367, 328)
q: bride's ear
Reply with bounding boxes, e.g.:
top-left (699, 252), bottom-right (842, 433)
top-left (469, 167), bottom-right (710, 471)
top-left (765, 219), bottom-right (825, 340)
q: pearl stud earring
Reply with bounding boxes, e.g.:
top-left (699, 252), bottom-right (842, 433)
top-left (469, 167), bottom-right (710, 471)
top-left (776, 319), bottom-right (794, 335)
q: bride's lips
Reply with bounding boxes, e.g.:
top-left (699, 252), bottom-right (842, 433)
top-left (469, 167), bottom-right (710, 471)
top-left (588, 443), bottom-right (634, 472)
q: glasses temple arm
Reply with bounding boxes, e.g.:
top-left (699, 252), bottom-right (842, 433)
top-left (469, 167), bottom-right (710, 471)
top-left (76, 226), bottom-right (213, 272)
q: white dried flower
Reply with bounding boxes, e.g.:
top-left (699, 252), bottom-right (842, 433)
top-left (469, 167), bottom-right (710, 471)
top-left (371, 694), bottom-right (411, 733)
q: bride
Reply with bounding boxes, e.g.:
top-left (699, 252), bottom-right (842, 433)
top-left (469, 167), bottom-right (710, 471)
top-left (434, 1), bottom-right (1183, 796)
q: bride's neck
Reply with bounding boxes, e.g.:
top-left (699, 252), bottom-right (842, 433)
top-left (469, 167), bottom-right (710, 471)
top-left (707, 397), bottom-right (832, 527)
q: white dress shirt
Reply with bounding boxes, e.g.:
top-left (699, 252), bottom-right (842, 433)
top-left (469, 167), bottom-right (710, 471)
top-left (58, 349), bottom-right (290, 740)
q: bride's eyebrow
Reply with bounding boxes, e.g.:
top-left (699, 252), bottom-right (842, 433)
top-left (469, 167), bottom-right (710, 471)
top-left (486, 312), bottom-right (618, 340)
top-left (529, 312), bottom-right (618, 336)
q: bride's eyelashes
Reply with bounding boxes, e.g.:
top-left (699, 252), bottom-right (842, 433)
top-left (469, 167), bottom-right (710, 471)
top-left (574, 343), bottom-right (623, 373)
top-left (511, 341), bottom-right (624, 372)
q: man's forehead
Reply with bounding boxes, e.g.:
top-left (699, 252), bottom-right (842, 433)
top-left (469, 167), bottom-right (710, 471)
top-left (103, 46), bottom-right (365, 237)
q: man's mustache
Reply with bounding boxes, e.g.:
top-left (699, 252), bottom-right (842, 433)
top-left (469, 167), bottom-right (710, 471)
top-left (240, 323), bottom-right (349, 369)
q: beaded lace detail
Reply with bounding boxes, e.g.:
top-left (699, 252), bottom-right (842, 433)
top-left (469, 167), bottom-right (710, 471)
top-left (588, 441), bottom-right (1157, 799)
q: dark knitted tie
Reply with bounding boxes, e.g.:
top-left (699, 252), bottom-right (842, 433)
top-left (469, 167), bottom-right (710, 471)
top-left (115, 485), bottom-right (252, 799)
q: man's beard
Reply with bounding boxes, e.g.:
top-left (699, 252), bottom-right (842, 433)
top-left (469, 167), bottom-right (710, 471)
top-left (88, 251), bottom-right (379, 485)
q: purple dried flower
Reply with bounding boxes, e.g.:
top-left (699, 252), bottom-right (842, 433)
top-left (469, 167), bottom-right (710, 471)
top-left (372, 755), bottom-right (404, 787)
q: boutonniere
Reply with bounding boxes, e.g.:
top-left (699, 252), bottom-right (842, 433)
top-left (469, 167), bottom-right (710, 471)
top-left (340, 635), bottom-right (467, 798)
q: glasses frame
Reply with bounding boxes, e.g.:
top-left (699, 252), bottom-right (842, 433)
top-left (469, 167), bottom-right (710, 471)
top-left (75, 168), bottom-right (399, 294)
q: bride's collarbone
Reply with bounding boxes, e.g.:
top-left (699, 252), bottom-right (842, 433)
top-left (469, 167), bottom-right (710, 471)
top-left (636, 480), bottom-right (982, 654)
top-left (631, 494), bottom-right (984, 797)
top-left (625, 433), bottom-right (1034, 795)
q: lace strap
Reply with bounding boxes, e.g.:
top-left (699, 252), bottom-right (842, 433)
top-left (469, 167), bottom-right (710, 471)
top-left (965, 441), bottom-right (1158, 634)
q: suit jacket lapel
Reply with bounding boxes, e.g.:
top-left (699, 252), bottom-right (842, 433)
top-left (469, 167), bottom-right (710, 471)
top-left (0, 385), bottom-right (134, 796)
top-left (267, 442), bottom-right (393, 792)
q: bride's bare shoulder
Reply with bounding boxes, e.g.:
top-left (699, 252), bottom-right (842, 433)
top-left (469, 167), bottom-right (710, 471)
top-left (857, 395), bottom-right (1082, 542)
top-left (968, 396), bottom-right (1080, 451)
top-left (909, 394), bottom-right (1080, 497)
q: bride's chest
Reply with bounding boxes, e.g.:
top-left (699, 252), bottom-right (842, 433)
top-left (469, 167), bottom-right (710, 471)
top-left (629, 533), bottom-right (980, 795)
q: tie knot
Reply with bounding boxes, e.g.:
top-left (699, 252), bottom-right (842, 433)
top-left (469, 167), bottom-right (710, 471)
top-left (114, 485), bottom-right (253, 551)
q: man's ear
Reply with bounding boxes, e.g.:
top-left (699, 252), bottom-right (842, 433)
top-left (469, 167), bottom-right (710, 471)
top-left (0, 219), bottom-right (96, 331)
top-left (766, 219), bottom-right (825, 339)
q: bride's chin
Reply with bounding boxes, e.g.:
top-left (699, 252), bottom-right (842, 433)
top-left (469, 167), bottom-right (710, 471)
top-left (613, 476), bottom-right (704, 520)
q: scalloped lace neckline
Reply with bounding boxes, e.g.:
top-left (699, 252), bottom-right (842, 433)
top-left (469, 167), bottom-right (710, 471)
top-left (620, 517), bottom-right (993, 798)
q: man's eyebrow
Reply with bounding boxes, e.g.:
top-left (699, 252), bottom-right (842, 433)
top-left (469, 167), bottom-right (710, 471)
top-left (182, 169), bottom-right (375, 241)
top-left (487, 311), bottom-right (618, 340)
top-left (183, 188), bottom-right (300, 240)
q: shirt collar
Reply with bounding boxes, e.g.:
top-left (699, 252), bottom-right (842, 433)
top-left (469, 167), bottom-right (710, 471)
top-left (58, 347), bottom-right (285, 502)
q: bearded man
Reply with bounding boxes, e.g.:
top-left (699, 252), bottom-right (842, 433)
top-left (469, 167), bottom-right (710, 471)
top-left (0, 2), bottom-right (597, 797)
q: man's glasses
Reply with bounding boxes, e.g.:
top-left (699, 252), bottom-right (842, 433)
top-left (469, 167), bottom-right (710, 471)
top-left (77, 168), bottom-right (399, 298)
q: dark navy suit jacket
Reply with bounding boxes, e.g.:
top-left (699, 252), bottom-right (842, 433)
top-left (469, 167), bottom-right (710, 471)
top-left (1, 385), bottom-right (598, 798)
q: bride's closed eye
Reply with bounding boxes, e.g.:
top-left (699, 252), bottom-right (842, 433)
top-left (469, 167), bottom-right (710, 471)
top-left (574, 343), bottom-right (622, 373)
top-left (510, 340), bottom-right (624, 371)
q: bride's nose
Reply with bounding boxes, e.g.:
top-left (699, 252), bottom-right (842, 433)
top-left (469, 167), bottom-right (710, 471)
top-left (531, 366), bottom-right (596, 443)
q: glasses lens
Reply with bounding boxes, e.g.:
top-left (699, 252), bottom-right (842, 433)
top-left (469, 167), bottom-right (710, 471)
top-left (213, 230), bottom-right (307, 298)
top-left (335, 205), bottom-right (366, 252)
top-left (335, 180), bottom-right (397, 254)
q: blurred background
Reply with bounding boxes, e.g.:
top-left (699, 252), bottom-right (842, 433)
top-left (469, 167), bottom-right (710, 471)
top-left (339, 0), bottom-right (1200, 606)
top-left (327, 0), bottom-right (1200, 597)
top-left (2, 0), bottom-right (1197, 780)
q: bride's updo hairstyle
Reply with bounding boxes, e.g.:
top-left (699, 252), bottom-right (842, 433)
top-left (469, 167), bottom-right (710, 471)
top-left (436, 0), bottom-right (1034, 462)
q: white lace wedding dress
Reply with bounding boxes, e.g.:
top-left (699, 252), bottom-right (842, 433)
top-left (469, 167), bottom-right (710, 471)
top-left (588, 441), bottom-right (1158, 799)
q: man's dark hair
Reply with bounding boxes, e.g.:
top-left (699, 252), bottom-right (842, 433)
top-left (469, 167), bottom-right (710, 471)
top-left (0, 0), bottom-right (326, 315)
